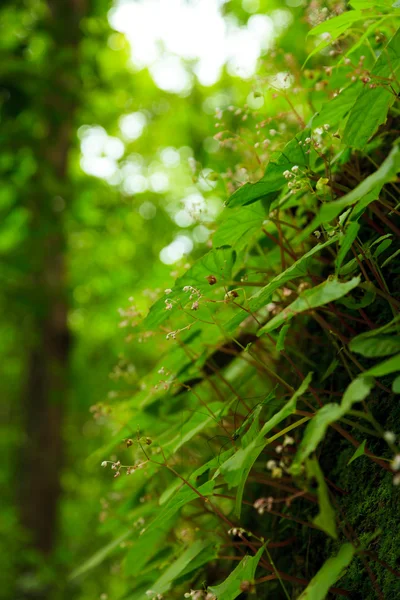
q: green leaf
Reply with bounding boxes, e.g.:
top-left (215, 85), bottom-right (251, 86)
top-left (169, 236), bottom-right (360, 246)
top-left (299, 145), bottom-right (400, 240)
top-left (142, 247), bottom-right (236, 330)
top-left (144, 480), bottom-right (216, 534)
top-left (164, 403), bottom-right (223, 455)
top-left (338, 285), bottom-right (376, 309)
top-left (213, 203), bottom-right (265, 249)
top-left (306, 458), bottom-right (337, 539)
top-left (321, 358), bottom-right (339, 382)
top-left (308, 11), bottom-right (364, 37)
top-left (276, 322), bottom-right (291, 352)
top-left (381, 248), bottom-right (400, 268)
top-left (208, 546), bottom-right (264, 600)
top-left (312, 82), bottom-right (363, 130)
top-left (305, 11), bottom-right (368, 65)
top-left (291, 404), bottom-right (343, 474)
top-left (373, 238), bottom-right (392, 258)
top-left (223, 237), bottom-right (338, 334)
top-left (393, 375), bottom-right (400, 393)
top-left (259, 277), bottom-right (360, 335)
top-left (124, 520), bottom-right (174, 577)
top-left (149, 540), bottom-right (217, 597)
top-left (226, 130), bottom-right (311, 208)
top-left (350, 334), bottom-right (400, 357)
top-left (70, 530), bottom-right (132, 579)
top-left (348, 439), bottom-right (367, 465)
top-left (335, 222), bottom-right (360, 271)
top-left (297, 544), bottom-right (355, 600)
top-left (291, 376), bottom-right (373, 472)
top-left (363, 353), bottom-right (400, 376)
top-left (341, 376), bottom-right (374, 412)
top-left (343, 29), bottom-right (400, 149)
top-left (221, 374), bottom-right (312, 517)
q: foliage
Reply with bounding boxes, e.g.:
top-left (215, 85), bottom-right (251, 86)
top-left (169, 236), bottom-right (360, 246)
top-left (2, 1), bottom-right (400, 599)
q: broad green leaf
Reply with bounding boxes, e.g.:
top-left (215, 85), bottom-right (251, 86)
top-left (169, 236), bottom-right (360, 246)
top-left (291, 376), bottom-right (373, 472)
top-left (142, 247), bottom-right (236, 330)
top-left (341, 375), bottom-right (373, 411)
top-left (350, 0), bottom-right (392, 7)
top-left (144, 480), bottom-right (215, 534)
top-left (364, 353), bottom-right (400, 376)
top-left (308, 11), bottom-right (364, 37)
top-left (291, 404), bottom-right (343, 474)
top-left (208, 546), bottom-right (264, 600)
top-left (213, 203), bottom-right (265, 249)
top-left (348, 439), bottom-right (367, 465)
top-left (259, 277), bottom-right (360, 335)
top-left (350, 334), bottom-right (400, 357)
top-left (335, 222), bottom-right (360, 271)
top-left (226, 130), bottom-right (311, 208)
top-left (297, 543), bottom-right (355, 600)
top-left (221, 374), bottom-right (312, 517)
top-left (312, 82), bottom-right (363, 130)
top-left (305, 11), bottom-right (368, 65)
top-left (149, 540), bottom-right (217, 597)
top-left (306, 458), bottom-right (337, 539)
top-left (344, 16), bottom-right (390, 58)
top-left (224, 237), bottom-right (339, 335)
top-left (70, 530), bottom-right (132, 579)
top-left (343, 29), bottom-right (400, 149)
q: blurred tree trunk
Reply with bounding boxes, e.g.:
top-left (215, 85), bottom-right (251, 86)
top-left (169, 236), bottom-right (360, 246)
top-left (19, 0), bottom-right (87, 557)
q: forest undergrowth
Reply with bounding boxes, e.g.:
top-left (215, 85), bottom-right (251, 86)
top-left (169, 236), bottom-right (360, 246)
top-left (78, 3), bottom-right (400, 599)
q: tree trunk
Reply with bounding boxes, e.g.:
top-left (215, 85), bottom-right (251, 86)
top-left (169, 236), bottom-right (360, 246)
top-left (18, 0), bottom-right (87, 559)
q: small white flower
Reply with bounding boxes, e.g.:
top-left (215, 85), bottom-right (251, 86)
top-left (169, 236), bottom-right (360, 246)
top-left (384, 431), bottom-right (396, 444)
top-left (164, 288), bottom-right (172, 295)
top-left (191, 301), bottom-right (199, 310)
top-left (323, 124), bottom-right (330, 131)
top-left (266, 459), bottom-right (277, 470)
top-left (291, 165), bottom-right (299, 173)
top-left (101, 461), bottom-right (107, 468)
top-left (283, 435), bottom-right (294, 446)
top-left (314, 230), bottom-right (321, 239)
top-left (391, 454), bottom-right (400, 471)
top-left (183, 286), bottom-right (190, 292)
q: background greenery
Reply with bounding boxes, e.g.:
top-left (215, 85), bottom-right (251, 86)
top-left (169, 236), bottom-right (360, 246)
top-left (1, 1), bottom-right (400, 599)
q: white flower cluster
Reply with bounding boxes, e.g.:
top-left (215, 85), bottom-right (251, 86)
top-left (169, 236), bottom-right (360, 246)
top-left (184, 590), bottom-right (216, 599)
top-left (254, 496), bottom-right (274, 515)
top-left (227, 527), bottom-right (246, 536)
top-left (145, 591), bottom-right (163, 600)
top-left (392, 453), bottom-right (400, 486)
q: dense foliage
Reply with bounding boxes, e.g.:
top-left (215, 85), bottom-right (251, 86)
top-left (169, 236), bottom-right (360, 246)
top-left (2, 0), bottom-right (400, 599)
